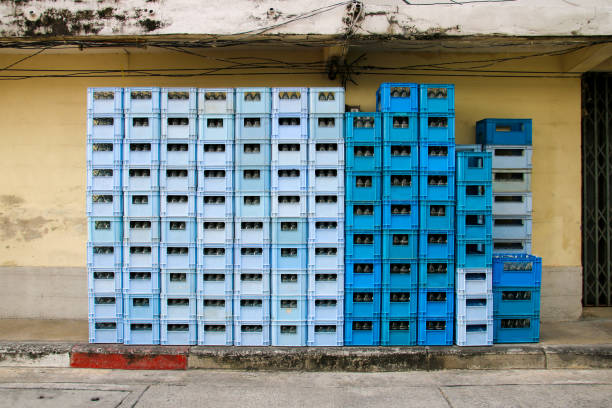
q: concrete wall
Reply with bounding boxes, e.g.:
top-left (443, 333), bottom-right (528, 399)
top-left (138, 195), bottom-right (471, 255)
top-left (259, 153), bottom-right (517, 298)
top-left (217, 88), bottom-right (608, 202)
top-left (0, 47), bottom-right (582, 321)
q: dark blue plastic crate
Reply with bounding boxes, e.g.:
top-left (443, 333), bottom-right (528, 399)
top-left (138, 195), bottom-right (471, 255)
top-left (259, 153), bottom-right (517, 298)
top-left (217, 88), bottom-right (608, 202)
top-left (418, 259), bottom-right (455, 289)
top-left (381, 288), bottom-right (418, 319)
top-left (346, 172), bottom-right (381, 202)
top-left (418, 288), bottom-right (454, 318)
top-left (417, 317), bottom-right (454, 346)
top-left (344, 318), bottom-right (380, 346)
top-left (419, 142), bottom-right (455, 172)
top-left (493, 315), bottom-right (539, 343)
top-left (382, 200), bottom-right (419, 230)
top-left (346, 142), bottom-right (382, 172)
top-left (494, 287), bottom-right (541, 316)
top-left (419, 201), bottom-right (454, 230)
top-left (381, 317), bottom-right (417, 346)
top-left (418, 84), bottom-right (455, 114)
top-left (456, 182), bottom-right (492, 211)
top-left (345, 112), bottom-right (382, 143)
top-left (345, 229), bottom-right (382, 259)
top-left (456, 239), bottom-right (493, 269)
top-left (382, 141), bottom-right (419, 171)
top-left (346, 202), bottom-right (382, 230)
top-left (376, 83), bottom-right (419, 113)
top-left (381, 113), bottom-right (418, 142)
top-left (345, 287), bottom-right (381, 318)
top-left (382, 259), bottom-right (418, 289)
top-left (456, 151), bottom-right (492, 183)
top-left (476, 119), bottom-right (533, 146)
top-left (345, 258), bottom-right (382, 288)
top-left (419, 231), bottom-right (455, 259)
top-left (383, 171), bottom-right (419, 201)
top-left (456, 210), bottom-right (493, 240)
top-left (383, 231), bottom-right (419, 259)
top-left (419, 114), bottom-right (455, 143)
top-left (492, 254), bottom-right (542, 287)
top-left (419, 172), bottom-right (455, 201)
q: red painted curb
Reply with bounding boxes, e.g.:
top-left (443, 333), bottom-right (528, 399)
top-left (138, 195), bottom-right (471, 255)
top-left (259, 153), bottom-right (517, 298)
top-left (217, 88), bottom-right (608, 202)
top-left (70, 352), bottom-right (187, 370)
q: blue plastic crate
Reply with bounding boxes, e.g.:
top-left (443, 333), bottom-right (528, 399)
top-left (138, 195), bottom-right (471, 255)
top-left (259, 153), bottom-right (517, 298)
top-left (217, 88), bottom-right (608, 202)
top-left (419, 201), bottom-right (454, 230)
top-left (272, 113), bottom-right (309, 140)
top-left (199, 114), bottom-right (234, 141)
top-left (382, 141), bottom-right (418, 171)
top-left (308, 139), bottom-right (344, 166)
top-left (161, 88), bottom-right (197, 114)
top-left (233, 320), bottom-right (271, 346)
top-left (492, 254), bottom-right (542, 287)
top-left (456, 211), bottom-right (493, 240)
top-left (345, 288), bottom-right (381, 319)
top-left (197, 319), bottom-right (233, 346)
top-left (383, 171), bottom-right (419, 201)
top-left (476, 119), bottom-right (533, 146)
top-left (418, 288), bottom-right (454, 318)
top-left (345, 112), bottom-right (381, 143)
top-left (161, 191), bottom-right (196, 218)
top-left (235, 88), bottom-right (271, 114)
top-left (270, 140), bottom-right (308, 166)
top-left (308, 166), bottom-right (344, 193)
top-left (124, 87), bottom-right (161, 114)
top-left (456, 268), bottom-right (492, 295)
top-left (125, 114), bottom-right (161, 140)
top-left (197, 217), bottom-right (233, 246)
top-left (235, 217), bottom-right (271, 245)
top-left (493, 216), bottom-right (532, 240)
top-left (381, 288), bottom-right (418, 319)
top-left (344, 318), bottom-right (380, 346)
top-left (383, 231), bottom-right (419, 259)
top-left (271, 321), bottom-right (307, 346)
top-left (234, 295), bottom-right (271, 321)
top-left (123, 140), bottom-right (159, 167)
top-left (234, 193), bottom-right (269, 218)
top-left (456, 144), bottom-right (483, 152)
top-left (347, 202), bottom-right (382, 230)
top-left (198, 141), bottom-right (234, 167)
top-left (271, 192), bottom-right (307, 218)
top-left (271, 165), bottom-right (308, 192)
top-left (419, 231), bottom-right (454, 259)
top-left (457, 152), bottom-right (492, 183)
top-left (345, 258), bottom-right (382, 288)
top-left (346, 142), bottom-right (382, 172)
top-left (89, 217), bottom-right (123, 243)
top-left (198, 88), bottom-right (234, 115)
top-left (160, 165), bottom-right (196, 192)
top-left (160, 243), bottom-right (196, 269)
top-left (88, 140), bottom-right (122, 167)
top-left (87, 114), bottom-right (124, 140)
top-left (272, 218), bottom-right (308, 245)
top-left (161, 141), bottom-right (196, 167)
top-left (308, 217), bottom-right (343, 245)
top-left (235, 114), bottom-right (271, 140)
top-left (123, 319), bottom-right (160, 345)
top-left (236, 140), bottom-right (271, 166)
top-left (456, 239), bottom-right (493, 269)
top-left (123, 191), bottom-right (159, 218)
top-left (418, 260), bottom-right (455, 289)
top-left (161, 294), bottom-right (197, 320)
top-left (197, 267), bottom-right (233, 297)
top-left (272, 270), bottom-right (308, 296)
top-left (161, 114), bottom-right (197, 140)
top-left (346, 229), bottom-right (382, 259)
top-left (309, 193), bottom-right (344, 219)
top-left (122, 268), bottom-right (160, 294)
top-left (381, 113), bottom-right (418, 143)
top-left (309, 114), bottom-right (344, 141)
top-left (234, 268), bottom-right (270, 296)
top-left (419, 114), bottom-right (455, 143)
top-left (272, 87), bottom-right (308, 114)
top-left (376, 83), bottom-right (419, 113)
top-left (161, 217), bottom-right (196, 244)
top-left (420, 142), bottom-right (456, 172)
top-left (308, 267), bottom-right (344, 297)
top-left (382, 200), bottom-right (418, 230)
top-left (419, 172), bottom-right (455, 201)
top-left (418, 84), bottom-right (455, 114)
top-left (87, 242), bottom-right (122, 268)
top-left (235, 166), bottom-right (269, 192)
top-left (89, 318), bottom-right (123, 343)
top-left (161, 270), bottom-right (197, 296)
top-left (160, 319), bottom-right (197, 345)
top-left (123, 218), bottom-right (161, 243)
top-left (346, 172), bottom-right (381, 202)
top-left (381, 317), bottom-right (417, 346)
top-left (198, 192), bottom-right (234, 219)
top-left (198, 167), bottom-right (234, 193)
top-left (456, 318), bottom-right (493, 347)
top-left (456, 293), bottom-right (493, 321)
top-left (307, 320), bottom-right (344, 346)
top-left (89, 268), bottom-right (121, 293)
top-left (308, 244), bottom-right (344, 270)
top-left (88, 165), bottom-right (122, 191)
top-left (88, 87), bottom-right (123, 114)
top-left (484, 145), bottom-right (533, 170)
top-left (89, 292), bottom-right (122, 319)
top-left (456, 182), bottom-right (493, 212)
top-left (124, 293), bottom-right (159, 319)
top-left (382, 259), bottom-right (418, 289)
top-left (493, 239), bottom-right (532, 254)
top-left (272, 296), bottom-right (307, 321)
top-left (417, 317), bottom-right (454, 346)
top-left (308, 295), bottom-right (343, 321)
top-left (493, 287), bottom-right (540, 316)
top-left (121, 165), bottom-right (159, 192)
top-left (234, 244), bottom-right (271, 271)
top-left (123, 243), bottom-right (160, 269)
top-left (493, 315), bottom-right (539, 343)
top-left (308, 87), bottom-right (345, 114)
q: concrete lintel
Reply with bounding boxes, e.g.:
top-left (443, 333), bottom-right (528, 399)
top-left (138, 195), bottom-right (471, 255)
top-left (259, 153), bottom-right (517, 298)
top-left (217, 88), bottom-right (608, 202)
top-left (562, 42), bottom-right (612, 72)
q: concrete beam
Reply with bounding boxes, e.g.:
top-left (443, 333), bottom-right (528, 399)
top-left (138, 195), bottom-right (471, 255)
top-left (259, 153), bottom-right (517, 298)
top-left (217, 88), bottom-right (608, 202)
top-left (562, 43), bottom-right (612, 73)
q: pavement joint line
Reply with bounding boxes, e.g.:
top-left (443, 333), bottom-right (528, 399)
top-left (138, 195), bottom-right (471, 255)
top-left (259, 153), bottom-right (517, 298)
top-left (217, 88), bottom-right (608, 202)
top-left (437, 386), bottom-right (454, 408)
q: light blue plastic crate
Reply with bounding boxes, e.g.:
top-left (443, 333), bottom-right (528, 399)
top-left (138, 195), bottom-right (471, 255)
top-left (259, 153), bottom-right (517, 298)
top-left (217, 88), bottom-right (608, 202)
top-left (272, 140), bottom-right (308, 166)
top-left (456, 318), bottom-right (493, 346)
top-left (123, 243), bottom-right (160, 269)
top-left (161, 217), bottom-right (196, 244)
top-left (124, 293), bottom-right (159, 319)
top-left (345, 112), bottom-right (381, 143)
top-left (456, 211), bottom-right (493, 240)
top-left (272, 296), bottom-right (307, 321)
top-left (419, 172), bottom-right (455, 201)
top-left (492, 170), bottom-right (532, 193)
top-left (307, 321), bottom-right (344, 346)
top-left (309, 114), bottom-right (344, 141)
top-left (456, 268), bottom-right (492, 295)
top-left (235, 166), bottom-right (269, 192)
top-left (235, 217), bottom-right (271, 245)
top-left (233, 321), bottom-right (271, 346)
top-left (161, 114), bottom-right (197, 140)
top-left (87, 114), bottom-right (124, 140)
top-left (234, 268), bottom-right (270, 296)
top-left (198, 192), bottom-right (234, 219)
top-left (272, 165), bottom-right (307, 192)
top-left (418, 289), bottom-right (454, 319)
top-left (161, 294), bottom-right (196, 319)
top-left (345, 288), bottom-right (382, 319)
top-left (88, 165), bottom-right (122, 191)
top-left (271, 321), bottom-right (307, 346)
top-left (308, 217), bottom-right (343, 245)
top-left (419, 201), bottom-right (454, 230)
top-left (197, 294), bottom-right (233, 321)
top-left (308, 193), bottom-right (344, 219)
top-left (456, 144), bottom-right (483, 152)
top-left (122, 191), bottom-right (158, 218)
top-left (347, 202), bottom-right (382, 230)
top-left (457, 151), bottom-right (492, 183)
top-left (87, 242), bottom-right (122, 268)
top-left (272, 87), bottom-right (308, 114)
top-left (160, 319), bottom-right (197, 345)
top-left (161, 269), bottom-right (196, 295)
top-left (272, 218), bottom-right (308, 245)
top-left (485, 145), bottom-right (532, 169)
top-left (493, 193), bottom-right (532, 216)
top-left (308, 244), bottom-right (343, 270)
top-left (381, 289), bottom-right (418, 319)
top-left (381, 113), bottom-right (418, 143)
top-left (494, 315), bottom-right (539, 343)
top-left (493, 239), bottom-right (532, 254)
top-left (272, 270), bottom-right (308, 296)
top-left (493, 216), bottom-right (532, 240)
top-left (419, 231), bottom-right (455, 259)
top-left (198, 88), bottom-right (235, 115)
top-left (197, 319), bottom-right (233, 346)
top-left (122, 166), bottom-right (159, 191)
top-left (124, 87), bottom-right (161, 114)
top-left (308, 268), bottom-right (344, 298)
top-left (456, 293), bottom-right (493, 321)
top-left (345, 172), bottom-right (381, 202)
top-left (125, 114), bottom-right (161, 140)
top-left (308, 295), bottom-right (343, 321)
top-left (160, 243), bottom-right (196, 269)
top-left (234, 193), bottom-right (269, 218)
top-left (161, 141), bottom-right (196, 167)
top-left (198, 114), bottom-right (234, 141)
top-left (346, 142), bottom-right (382, 172)
top-left (382, 141), bottom-right (418, 171)
top-left (382, 171), bottom-right (419, 201)
top-left (89, 292), bottom-right (122, 319)
top-left (381, 317), bottom-right (417, 346)
top-left (272, 113), bottom-right (308, 140)
top-left (235, 114), bottom-right (271, 140)
top-left (419, 114), bottom-right (455, 143)
top-left (271, 245), bottom-right (308, 270)
top-left (308, 87), bottom-right (345, 114)
top-left (234, 244), bottom-right (271, 271)
top-left (271, 192), bottom-right (307, 218)
top-left (418, 84), bottom-right (455, 114)
top-left (234, 295), bottom-right (271, 321)
top-left (346, 230), bottom-right (382, 259)
top-left (197, 167), bottom-right (233, 194)
top-left (456, 239), bottom-right (493, 268)
top-left (197, 244), bottom-right (233, 270)
top-left (418, 259), bottom-right (455, 289)
top-left (89, 217), bottom-right (123, 243)
top-left (197, 217), bottom-right (233, 246)
top-left (309, 166), bottom-right (344, 193)
top-left (197, 141), bottom-right (233, 168)
top-left (420, 142), bottom-right (456, 172)
top-left (308, 139), bottom-right (344, 167)
top-left (376, 83), bottom-right (419, 113)
top-left (235, 88), bottom-right (271, 114)
top-left (492, 253), bottom-right (541, 287)
top-left (89, 268), bottom-right (121, 293)
top-left (160, 165), bottom-right (196, 192)
top-left (235, 140), bottom-right (270, 166)
top-left (345, 258), bottom-right (382, 288)
top-left (344, 318), bottom-right (380, 346)
top-left (161, 88), bottom-right (197, 114)
top-left (476, 119), bottom-right (533, 146)
top-left (382, 260), bottom-right (418, 290)
top-left (197, 267), bottom-right (233, 297)
top-left (88, 87), bottom-right (123, 114)
top-left (494, 287), bottom-right (540, 316)
top-left (122, 268), bottom-right (160, 294)
top-left (383, 231), bottom-right (419, 259)
top-left (88, 140), bottom-right (122, 167)
top-left (123, 319), bottom-right (160, 345)
top-left (123, 218), bottom-right (160, 243)
top-left (89, 318), bottom-right (123, 343)
top-left (457, 182), bottom-right (493, 212)
top-left (123, 140), bottom-right (159, 167)
top-left (382, 200), bottom-right (418, 230)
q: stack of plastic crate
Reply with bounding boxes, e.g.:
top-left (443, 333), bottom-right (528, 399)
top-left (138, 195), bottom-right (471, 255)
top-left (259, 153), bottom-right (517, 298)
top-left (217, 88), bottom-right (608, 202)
top-left (477, 119), bottom-right (533, 254)
top-left (157, 88), bottom-right (198, 345)
top-left (417, 84), bottom-right (456, 346)
top-left (122, 87), bottom-right (162, 345)
top-left (455, 150), bottom-right (494, 346)
top-left (233, 87), bottom-right (272, 346)
top-left (376, 83), bottom-right (420, 345)
top-left (307, 88), bottom-right (346, 346)
top-left (344, 110), bottom-right (383, 346)
top-left (87, 88), bottom-right (124, 344)
top-left (269, 88), bottom-right (309, 346)
top-left (492, 254), bottom-right (542, 343)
